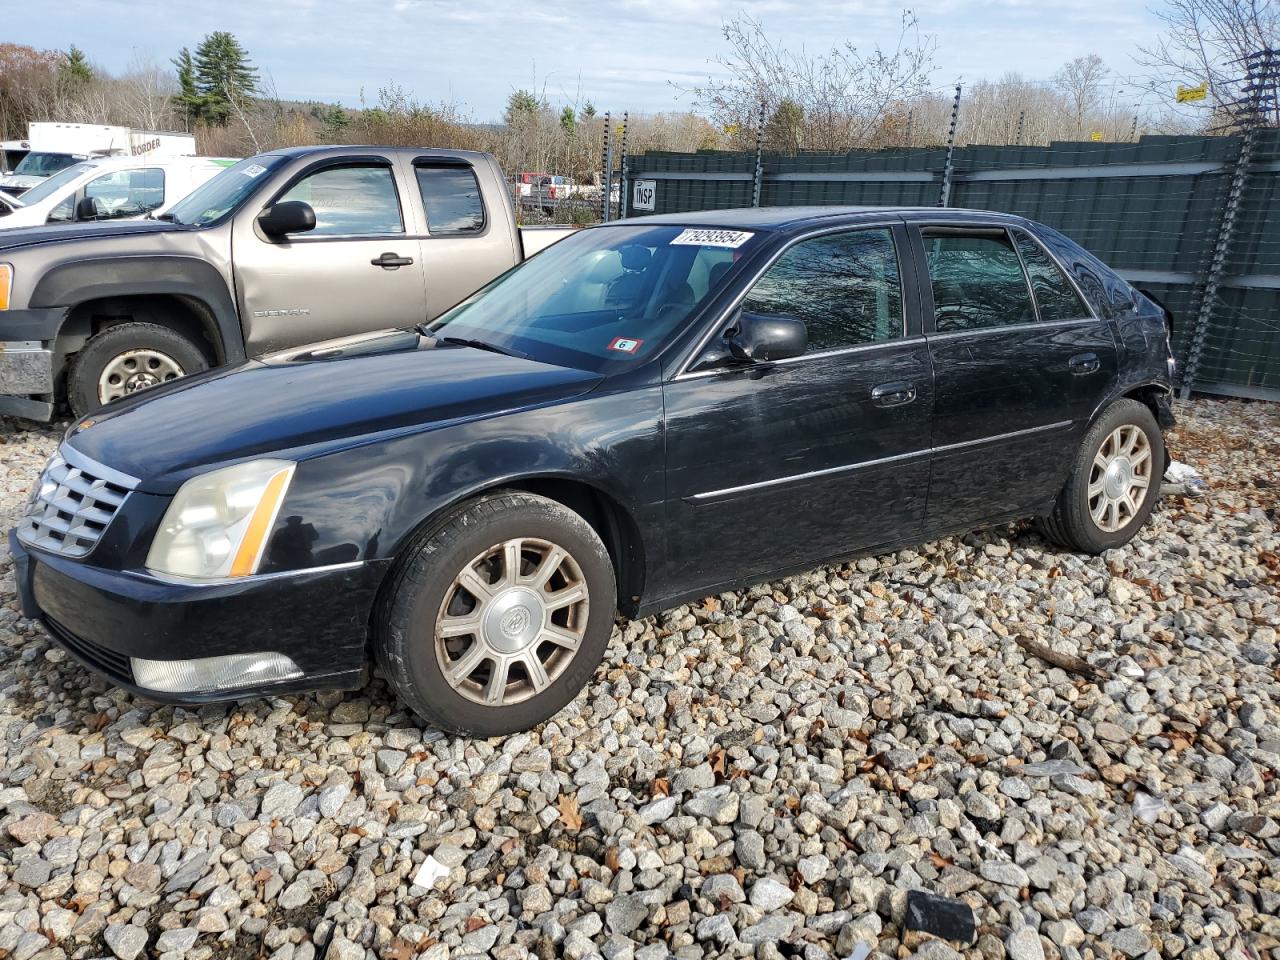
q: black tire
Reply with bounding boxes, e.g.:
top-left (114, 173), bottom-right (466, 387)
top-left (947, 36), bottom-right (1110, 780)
top-left (1040, 398), bottom-right (1164, 553)
top-left (375, 491), bottom-right (616, 737)
top-left (67, 322), bottom-right (209, 417)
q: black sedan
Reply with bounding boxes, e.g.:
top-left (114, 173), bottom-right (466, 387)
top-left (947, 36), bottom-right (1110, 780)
top-left (10, 207), bottom-right (1176, 736)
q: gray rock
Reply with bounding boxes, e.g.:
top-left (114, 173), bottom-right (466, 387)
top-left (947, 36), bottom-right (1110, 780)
top-left (980, 860), bottom-right (1029, 888)
top-left (261, 781), bottom-right (304, 819)
top-left (1006, 928), bottom-right (1045, 960)
top-left (104, 924), bottom-right (149, 960)
top-left (606, 894), bottom-right (650, 935)
top-left (749, 876), bottom-right (794, 911)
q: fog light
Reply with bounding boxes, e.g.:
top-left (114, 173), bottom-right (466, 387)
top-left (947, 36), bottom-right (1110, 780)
top-left (130, 652), bottom-right (303, 694)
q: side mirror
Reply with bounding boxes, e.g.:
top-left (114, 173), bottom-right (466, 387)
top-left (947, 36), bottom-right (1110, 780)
top-left (726, 310), bottom-right (807, 363)
top-left (75, 196), bottom-right (100, 221)
top-left (257, 200), bottom-right (316, 238)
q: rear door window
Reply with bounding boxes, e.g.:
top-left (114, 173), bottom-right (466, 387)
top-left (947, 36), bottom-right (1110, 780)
top-left (922, 228), bottom-right (1037, 332)
top-left (84, 168), bottom-right (165, 218)
top-left (1013, 230), bottom-right (1091, 322)
top-left (416, 165), bottom-right (485, 235)
top-left (741, 228), bottom-right (903, 352)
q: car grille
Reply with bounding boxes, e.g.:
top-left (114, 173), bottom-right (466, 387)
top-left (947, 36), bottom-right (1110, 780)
top-left (17, 448), bottom-right (133, 558)
top-left (44, 617), bottom-right (134, 683)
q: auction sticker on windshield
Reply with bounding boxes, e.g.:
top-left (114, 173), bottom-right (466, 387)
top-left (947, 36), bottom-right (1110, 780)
top-left (608, 337), bottom-right (644, 354)
top-left (670, 229), bottom-right (754, 248)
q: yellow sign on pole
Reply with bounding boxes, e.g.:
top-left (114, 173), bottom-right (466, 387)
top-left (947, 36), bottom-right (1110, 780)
top-left (1176, 82), bottom-right (1208, 103)
top-left (1090, 131), bottom-right (1104, 141)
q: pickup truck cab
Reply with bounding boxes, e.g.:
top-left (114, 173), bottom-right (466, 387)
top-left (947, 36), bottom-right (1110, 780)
top-left (0, 145), bottom-right (574, 420)
top-left (0, 155), bottom-right (236, 230)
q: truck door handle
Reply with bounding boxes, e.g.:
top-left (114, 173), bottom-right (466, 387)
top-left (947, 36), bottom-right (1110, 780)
top-left (372, 252), bottom-right (414, 269)
top-left (1069, 352), bottom-right (1100, 375)
top-left (870, 381), bottom-right (916, 407)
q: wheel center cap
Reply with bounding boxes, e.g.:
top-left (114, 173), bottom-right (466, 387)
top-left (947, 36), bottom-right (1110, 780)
top-left (482, 587), bottom-right (544, 654)
top-left (1104, 457), bottom-right (1132, 500)
top-left (125, 373), bottom-right (159, 392)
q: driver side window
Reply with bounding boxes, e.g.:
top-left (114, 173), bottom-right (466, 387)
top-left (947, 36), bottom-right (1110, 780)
top-left (740, 228), bottom-right (904, 353)
top-left (83, 168), bottom-right (166, 219)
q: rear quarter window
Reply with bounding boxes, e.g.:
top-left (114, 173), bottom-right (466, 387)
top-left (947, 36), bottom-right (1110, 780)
top-left (1034, 225), bottom-right (1139, 320)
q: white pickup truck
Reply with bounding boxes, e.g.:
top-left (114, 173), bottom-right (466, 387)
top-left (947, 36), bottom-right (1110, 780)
top-left (0, 123), bottom-right (197, 195)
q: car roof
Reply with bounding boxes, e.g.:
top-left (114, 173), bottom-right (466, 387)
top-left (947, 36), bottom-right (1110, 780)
top-left (264, 144), bottom-right (494, 162)
top-left (609, 206), bottom-right (1033, 232)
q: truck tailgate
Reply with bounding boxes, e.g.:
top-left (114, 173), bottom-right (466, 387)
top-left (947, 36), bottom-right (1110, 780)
top-left (519, 225), bottom-right (577, 260)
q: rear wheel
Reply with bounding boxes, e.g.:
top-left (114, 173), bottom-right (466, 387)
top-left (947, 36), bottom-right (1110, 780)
top-left (67, 322), bottom-right (209, 416)
top-left (1040, 398), bottom-right (1164, 553)
top-left (375, 492), bottom-right (616, 736)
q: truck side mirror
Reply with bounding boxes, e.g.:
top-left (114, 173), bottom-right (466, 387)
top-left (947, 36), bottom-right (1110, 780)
top-left (257, 200), bottom-right (316, 239)
top-left (75, 196), bottom-right (101, 221)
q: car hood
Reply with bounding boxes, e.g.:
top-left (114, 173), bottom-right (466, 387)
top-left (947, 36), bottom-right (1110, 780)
top-left (64, 330), bottom-right (603, 491)
top-left (0, 218), bottom-right (185, 250)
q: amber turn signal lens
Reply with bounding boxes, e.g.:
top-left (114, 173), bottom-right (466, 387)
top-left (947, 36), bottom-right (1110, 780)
top-left (0, 264), bottom-right (12, 311)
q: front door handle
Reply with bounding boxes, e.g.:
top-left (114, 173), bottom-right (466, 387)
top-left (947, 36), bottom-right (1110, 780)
top-left (871, 381), bottom-right (916, 408)
top-left (372, 252), bottom-right (414, 269)
top-left (1069, 352), bottom-right (1100, 375)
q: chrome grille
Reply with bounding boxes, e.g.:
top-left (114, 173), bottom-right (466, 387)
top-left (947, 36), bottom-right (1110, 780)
top-left (17, 449), bottom-right (134, 558)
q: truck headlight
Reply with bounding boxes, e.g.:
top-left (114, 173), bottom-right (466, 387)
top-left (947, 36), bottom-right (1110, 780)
top-left (147, 460), bottom-right (295, 580)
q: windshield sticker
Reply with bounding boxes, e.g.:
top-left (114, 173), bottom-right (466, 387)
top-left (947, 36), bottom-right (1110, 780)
top-left (671, 228), bottom-right (754, 249)
top-left (241, 163), bottom-right (268, 178)
top-left (608, 337), bottom-right (644, 354)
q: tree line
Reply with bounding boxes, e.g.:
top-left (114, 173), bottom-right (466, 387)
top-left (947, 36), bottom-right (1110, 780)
top-left (0, 0), bottom-right (1275, 183)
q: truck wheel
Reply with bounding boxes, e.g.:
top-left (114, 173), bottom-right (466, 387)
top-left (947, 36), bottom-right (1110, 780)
top-left (374, 492), bottom-right (616, 736)
top-left (68, 323), bottom-right (209, 416)
top-left (1039, 398), bottom-right (1164, 554)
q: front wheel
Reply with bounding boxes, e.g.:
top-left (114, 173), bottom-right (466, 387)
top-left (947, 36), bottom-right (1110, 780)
top-left (67, 322), bottom-right (209, 417)
top-left (375, 492), bottom-right (616, 736)
top-left (1040, 398), bottom-right (1165, 553)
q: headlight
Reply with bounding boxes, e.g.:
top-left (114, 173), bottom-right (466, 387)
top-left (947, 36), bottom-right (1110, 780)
top-left (147, 459), bottom-right (295, 580)
top-left (0, 263), bottom-right (12, 311)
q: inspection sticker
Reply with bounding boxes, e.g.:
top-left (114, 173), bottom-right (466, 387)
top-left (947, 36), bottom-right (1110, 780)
top-left (608, 336), bottom-right (644, 354)
top-left (670, 228), bottom-right (754, 248)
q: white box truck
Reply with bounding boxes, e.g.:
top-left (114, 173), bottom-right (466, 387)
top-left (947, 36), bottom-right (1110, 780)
top-left (0, 123), bottom-right (196, 196)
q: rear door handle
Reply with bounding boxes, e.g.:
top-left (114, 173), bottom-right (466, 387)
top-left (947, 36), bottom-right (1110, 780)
top-left (372, 252), bottom-right (414, 269)
top-left (1069, 352), bottom-right (1100, 375)
top-left (871, 381), bottom-right (916, 407)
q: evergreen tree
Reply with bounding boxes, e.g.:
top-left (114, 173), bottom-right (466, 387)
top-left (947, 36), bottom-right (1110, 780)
top-left (192, 31), bottom-right (259, 125)
top-left (60, 45), bottom-right (92, 86)
top-left (170, 47), bottom-right (205, 126)
top-left (504, 90), bottom-right (540, 127)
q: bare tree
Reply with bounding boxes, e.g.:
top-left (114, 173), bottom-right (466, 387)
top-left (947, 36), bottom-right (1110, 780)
top-left (1136, 0), bottom-right (1279, 123)
top-left (679, 11), bottom-right (937, 151)
top-left (1055, 54), bottom-right (1110, 136)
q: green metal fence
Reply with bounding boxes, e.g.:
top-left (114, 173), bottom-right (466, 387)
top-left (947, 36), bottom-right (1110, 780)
top-left (625, 133), bottom-right (1280, 400)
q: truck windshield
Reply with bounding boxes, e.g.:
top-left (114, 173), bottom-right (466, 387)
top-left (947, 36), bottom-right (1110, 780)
top-left (426, 224), bottom-right (759, 372)
top-left (15, 162), bottom-right (94, 205)
top-left (165, 155), bottom-right (288, 227)
top-left (13, 152), bottom-right (84, 177)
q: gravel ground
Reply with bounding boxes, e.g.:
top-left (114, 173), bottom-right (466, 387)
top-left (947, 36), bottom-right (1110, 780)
top-left (0, 398), bottom-right (1276, 960)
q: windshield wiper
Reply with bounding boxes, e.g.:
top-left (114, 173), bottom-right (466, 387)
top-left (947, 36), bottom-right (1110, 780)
top-left (429, 332), bottom-right (528, 360)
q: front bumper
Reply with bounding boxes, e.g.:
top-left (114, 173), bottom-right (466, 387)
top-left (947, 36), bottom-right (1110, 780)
top-left (10, 529), bottom-right (388, 703)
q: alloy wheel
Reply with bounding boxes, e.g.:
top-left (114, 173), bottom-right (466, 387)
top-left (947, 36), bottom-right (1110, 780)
top-left (1088, 424), bottom-right (1152, 533)
top-left (98, 349), bottom-right (186, 403)
top-left (434, 537), bottom-right (589, 706)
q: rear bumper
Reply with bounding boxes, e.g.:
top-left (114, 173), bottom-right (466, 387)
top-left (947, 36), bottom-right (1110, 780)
top-left (10, 529), bottom-right (388, 702)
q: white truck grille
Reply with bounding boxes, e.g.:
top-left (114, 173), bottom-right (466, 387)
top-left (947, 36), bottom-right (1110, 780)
top-left (17, 449), bottom-right (133, 558)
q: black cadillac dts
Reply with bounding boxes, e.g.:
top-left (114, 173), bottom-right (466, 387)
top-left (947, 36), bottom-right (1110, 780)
top-left (10, 207), bottom-right (1176, 736)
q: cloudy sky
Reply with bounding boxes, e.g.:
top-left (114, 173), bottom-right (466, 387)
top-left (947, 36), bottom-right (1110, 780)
top-left (14, 0), bottom-right (1161, 119)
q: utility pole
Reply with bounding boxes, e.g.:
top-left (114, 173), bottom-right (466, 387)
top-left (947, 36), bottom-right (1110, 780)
top-left (1181, 49), bottom-right (1276, 397)
top-left (599, 111), bottom-right (612, 223)
top-left (938, 84), bottom-right (962, 207)
top-left (751, 101), bottom-right (766, 207)
top-left (1014, 109), bottom-right (1025, 146)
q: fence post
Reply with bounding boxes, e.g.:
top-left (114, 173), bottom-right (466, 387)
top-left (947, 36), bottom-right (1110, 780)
top-left (618, 111), bottom-right (629, 219)
top-left (938, 84), bottom-right (962, 207)
top-left (752, 101), bottom-right (766, 207)
top-left (1014, 109), bottom-right (1024, 146)
top-left (599, 111), bottom-right (612, 223)
top-left (1180, 51), bottom-right (1272, 397)
top-left (905, 110), bottom-right (914, 148)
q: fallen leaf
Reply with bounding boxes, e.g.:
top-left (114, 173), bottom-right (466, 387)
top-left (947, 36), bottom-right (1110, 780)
top-left (605, 846), bottom-right (620, 872)
top-left (651, 777), bottom-right (670, 797)
top-left (384, 939), bottom-right (415, 960)
top-left (709, 747), bottom-right (727, 778)
top-left (558, 793), bottom-right (584, 831)
top-left (703, 596), bottom-right (720, 612)
top-left (465, 917), bottom-right (487, 933)
top-left (928, 850), bottom-right (956, 868)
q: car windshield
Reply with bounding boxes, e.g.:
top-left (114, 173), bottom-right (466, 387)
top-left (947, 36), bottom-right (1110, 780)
top-left (165, 155), bottom-right (288, 227)
top-left (15, 162), bottom-right (94, 205)
top-left (426, 224), bottom-right (760, 372)
top-left (13, 152), bottom-right (83, 177)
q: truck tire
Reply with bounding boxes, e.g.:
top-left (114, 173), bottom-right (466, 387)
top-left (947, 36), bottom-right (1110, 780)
top-left (67, 322), bottom-right (209, 417)
top-left (374, 491), bottom-right (616, 736)
top-left (1039, 398), bottom-right (1164, 554)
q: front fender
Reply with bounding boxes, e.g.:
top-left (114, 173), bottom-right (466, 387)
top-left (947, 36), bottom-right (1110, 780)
top-left (29, 254), bottom-right (245, 363)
